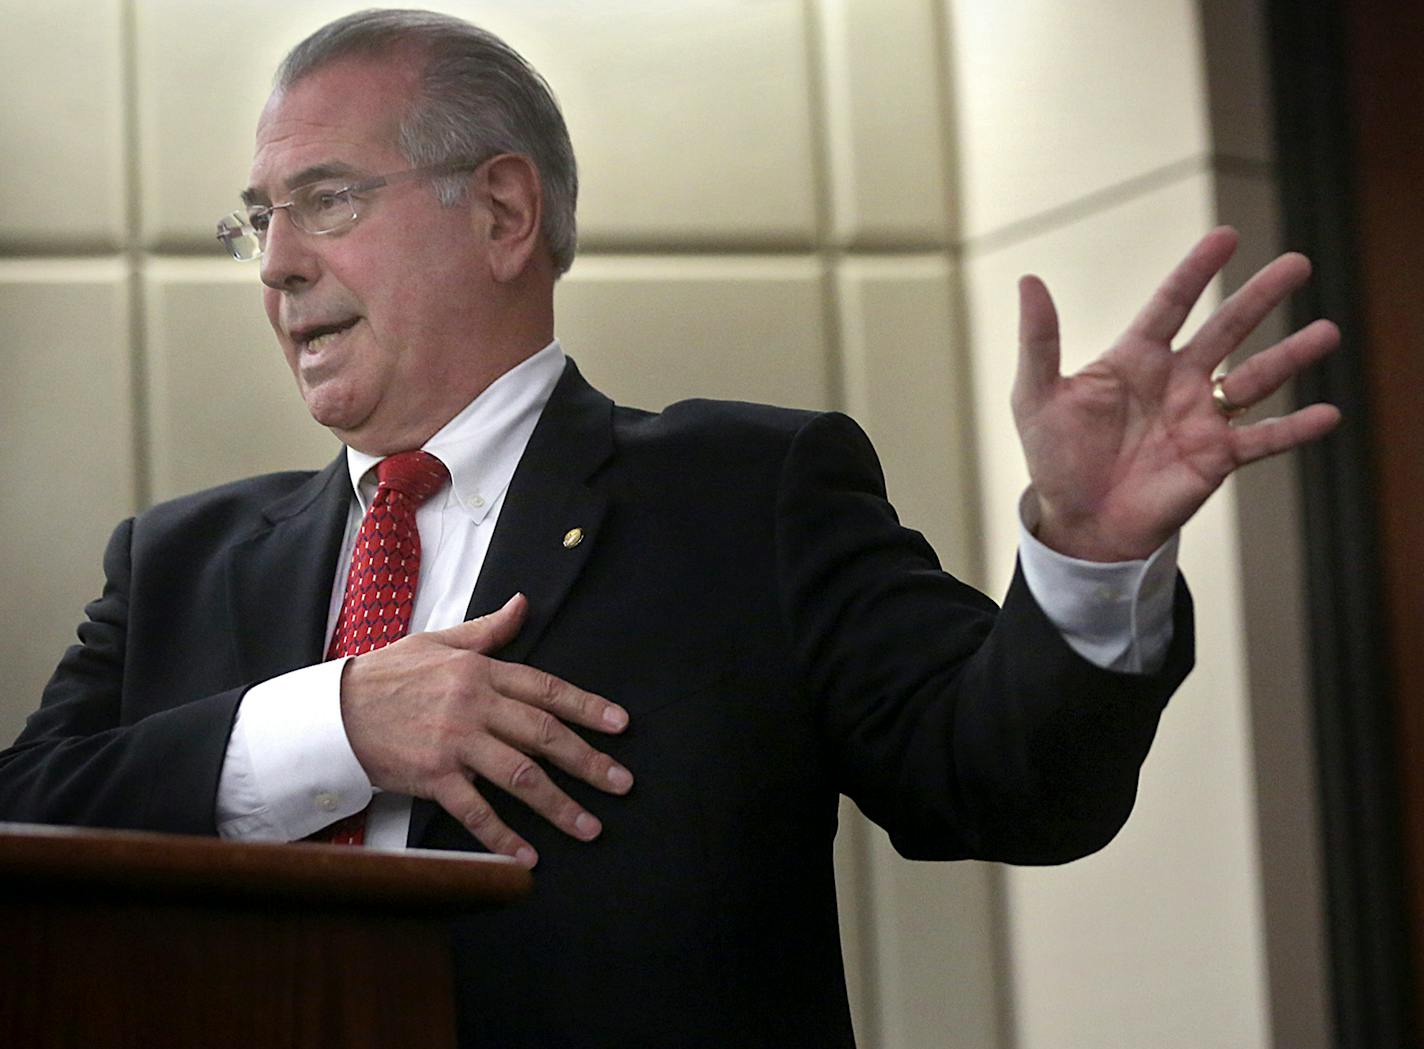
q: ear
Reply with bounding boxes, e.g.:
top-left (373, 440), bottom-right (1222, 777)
top-left (475, 153), bottom-right (546, 283)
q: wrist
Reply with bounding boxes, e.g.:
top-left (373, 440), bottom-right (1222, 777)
top-left (1026, 490), bottom-right (1161, 563)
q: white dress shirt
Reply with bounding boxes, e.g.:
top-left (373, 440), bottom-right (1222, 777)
top-left (217, 339), bottom-right (1177, 847)
top-left (217, 341), bottom-right (567, 847)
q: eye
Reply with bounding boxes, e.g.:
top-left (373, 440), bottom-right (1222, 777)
top-left (246, 206), bottom-right (272, 233)
top-left (294, 182), bottom-right (353, 227)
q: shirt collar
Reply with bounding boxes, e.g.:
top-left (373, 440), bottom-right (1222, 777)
top-left (344, 340), bottom-right (566, 523)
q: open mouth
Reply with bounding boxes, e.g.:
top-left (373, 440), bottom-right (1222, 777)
top-left (297, 317), bottom-right (360, 350)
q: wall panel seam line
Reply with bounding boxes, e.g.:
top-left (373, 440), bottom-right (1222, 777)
top-left (961, 153), bottom-right (1221, 258)
top-left (0, 246), bottom-right (128, 261)
top-left (119, 0), bottom-right (151, 511)
top-left (803, 6), bottom-right (880, 1045)
top-left (146, 241), bottom-right (966, 259)
top-left (801, 0), bottom-right (846, 416)
top-left (926, 0), bottom-right (989, 598)
top-left (928, 0), bottom-right (966, 253)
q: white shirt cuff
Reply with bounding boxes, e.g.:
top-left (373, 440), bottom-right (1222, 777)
top-left (1017, 491), bottom-right (1178, 674)
top-left (215, 658), bottom-right (373, 841)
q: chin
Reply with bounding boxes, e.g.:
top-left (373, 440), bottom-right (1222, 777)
top-left (301, 387), bottom-right (368, 436)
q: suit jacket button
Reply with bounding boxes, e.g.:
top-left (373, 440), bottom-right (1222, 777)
top-left (562, 527), bottom-right (584, 549)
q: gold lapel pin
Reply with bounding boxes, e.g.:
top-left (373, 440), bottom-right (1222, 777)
top-left (562, 527), bottom-right (584, 549)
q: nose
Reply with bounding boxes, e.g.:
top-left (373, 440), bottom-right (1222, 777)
top-left (259, 208), bottom-right (320, 291)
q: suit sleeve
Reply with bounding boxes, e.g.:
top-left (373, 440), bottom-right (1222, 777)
top-left (0, 518), bottom-right (242, 833)
top-left (774, 411), bottom-right (1193, 865)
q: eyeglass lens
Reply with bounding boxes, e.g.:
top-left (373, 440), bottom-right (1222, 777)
top-left (216, 183), bottom-right (361, 260)
top-left (217, 212), bottom-right (261, 261)
top-left (284, 184), bottom-right (359, 234)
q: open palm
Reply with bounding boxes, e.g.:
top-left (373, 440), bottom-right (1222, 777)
top-left (1012, 227), bottom-right (1341, 562)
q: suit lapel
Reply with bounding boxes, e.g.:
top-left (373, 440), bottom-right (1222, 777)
top-left (410, 360), bottom-right (614, 846)
top-left (219, 384), bottom-right (619, 849)
top-left (462, 358), bottom-right (613, 662)
top-left (226, 455), bottom-right (351, 683)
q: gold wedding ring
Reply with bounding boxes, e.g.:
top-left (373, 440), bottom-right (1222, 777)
top-left (1212, 374), bottom-right (1247, 419)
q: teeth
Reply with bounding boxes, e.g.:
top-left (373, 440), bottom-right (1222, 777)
top-left (305, 326), bottom-right (349, 350)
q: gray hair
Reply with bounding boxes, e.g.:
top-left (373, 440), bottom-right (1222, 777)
top-left (275, 8), bottom-right (578, 276)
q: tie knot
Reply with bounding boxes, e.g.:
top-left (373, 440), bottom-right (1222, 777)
top-left (375, 450), bottom-right (449, 505)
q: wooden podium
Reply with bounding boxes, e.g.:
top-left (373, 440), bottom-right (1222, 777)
top-left (0, 822), bottom-right (530, 1048)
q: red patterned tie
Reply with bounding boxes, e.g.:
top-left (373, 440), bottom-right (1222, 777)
top-left (315, 450), bottom-right (449, 845)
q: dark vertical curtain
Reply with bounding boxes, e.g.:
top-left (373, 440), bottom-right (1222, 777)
top-left (1265, 0), bottom-right (1417, 1045)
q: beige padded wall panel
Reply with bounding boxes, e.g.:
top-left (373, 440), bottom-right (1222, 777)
top-left (836, 254), bottom-right (1005, 1049)
top-left (1215, 169), bottom-right (1331, 1049)
top-left (963, 175), bottom-right (1271, 1049)
top-left (943, 0), bottom-right (1211, 240)
top-left (554, 256), bottom-right (830, 411)
top-left (136, 1), bottom-right (818, 252)
top-left (533, 1), bottom-right (819, 250)
top-left (836, 255), bottom-right (974, 573)
top-left (816, 0), bottom-right (952, 247)
top-left (134, 0), bottom-right (371, 250)
top-left (832, 795), bottom-right (875, 1043)
top-left (0, 1), bottom-right (126, 249)
top-left (866, 847), bottom-right (1007, 1049)
top-left (143, 259), bottom-right (341, 502)
top-left (0, 261), bottom-right (134, 744)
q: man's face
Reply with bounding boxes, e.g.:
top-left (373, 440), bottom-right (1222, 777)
top-left (248, 57), bottom-right (494, 454)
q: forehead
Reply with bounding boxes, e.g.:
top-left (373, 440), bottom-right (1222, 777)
top-left (246, 56), bottom-right (420, 201)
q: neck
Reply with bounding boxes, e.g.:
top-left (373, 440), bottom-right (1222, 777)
top-left (340, 332), bottom-right (556, 457)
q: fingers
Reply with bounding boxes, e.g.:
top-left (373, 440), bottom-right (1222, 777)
top-left (1181, 251), bottom-right (1314, 373)
top-left (431, 687), bottom-right (634, 867)
top-left (428, 596), bottom-right (630, 735)
top-left (443, 652), bottom-right (633, 857)
top-left (444, 660), bottom-right (631, 854)
top-left (1014, 274), bottom-right (1061, 408)
top-left (1231, 402), bottom-right (1342, 465)
top-left (1127, 226), bottom-right (1239, 344)
top-left (429, 773), bottom-right (539, 868)
top-left (356, 596), bottom-right (635, 858)
top-left (431, 592), bottom-right (527, 653)
top-left (464, 730), bottom-right (610, 839)
top-left (1213, 319), bottom-right (1340, 410)
top-left (481, 688), bottom-right (635, 793)
top-left (490, 659), bottom-right (629, 734)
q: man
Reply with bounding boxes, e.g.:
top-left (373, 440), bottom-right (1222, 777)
top-left (0, 9), bottom-right (1339, 1047)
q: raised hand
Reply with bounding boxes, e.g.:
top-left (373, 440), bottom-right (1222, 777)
top-left (338, 593), bottom-right (632, 868)
top-left (1012, 226), bottom-right (1341, 562)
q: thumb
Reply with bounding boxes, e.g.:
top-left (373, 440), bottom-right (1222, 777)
top-left (432, 592), bottom-right (527, 653)
top-left (1014, 274), bottom-right (1061, 410)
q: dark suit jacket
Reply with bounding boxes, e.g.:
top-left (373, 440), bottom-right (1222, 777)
top-left (1, 359), bottom-right (1192, 1048)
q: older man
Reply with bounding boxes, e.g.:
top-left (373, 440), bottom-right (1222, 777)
top-left (0, 8), bottom-right (1339, 1047)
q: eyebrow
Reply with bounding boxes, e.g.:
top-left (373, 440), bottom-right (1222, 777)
top-left (240, 161), bottom-right (366, 207)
